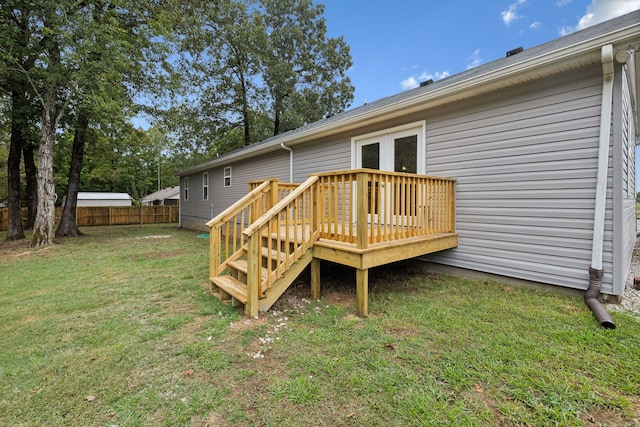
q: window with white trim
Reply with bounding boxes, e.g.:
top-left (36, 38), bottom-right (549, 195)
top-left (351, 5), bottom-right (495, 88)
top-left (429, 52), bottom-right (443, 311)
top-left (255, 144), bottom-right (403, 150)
top-left (183, 176), bottom-right (189, 200)
top-left (224, 166), bottom-right (232, 187)
top-left (203, 172), bottom-right (209, 200)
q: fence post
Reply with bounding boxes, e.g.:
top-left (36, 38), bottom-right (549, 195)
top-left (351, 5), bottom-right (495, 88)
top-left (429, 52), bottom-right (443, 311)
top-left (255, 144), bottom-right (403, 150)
top-left (140, 204), bottom-right (143, 227)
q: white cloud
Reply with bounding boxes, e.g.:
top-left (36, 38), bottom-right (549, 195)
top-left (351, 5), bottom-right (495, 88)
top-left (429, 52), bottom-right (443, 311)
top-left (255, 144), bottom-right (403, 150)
top-left (556, 0), bottom-right (573, 6)
top-left (467, 49), bottom-right (482, 69)
top-left (401, 76), bottom-right (418, 90)
top-left (400, 70), bottom-right (450, 90)
top-left (560, 0), bottom-right (640, 34)
top-left (529, 21), bottom-right (541, 30)
top-left (502, 0), bottom-right (527, 26)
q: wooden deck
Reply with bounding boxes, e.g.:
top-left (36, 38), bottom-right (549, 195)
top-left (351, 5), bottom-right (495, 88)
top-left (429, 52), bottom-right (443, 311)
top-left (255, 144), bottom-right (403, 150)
top-left (207, 169), bottom-right (457, 317)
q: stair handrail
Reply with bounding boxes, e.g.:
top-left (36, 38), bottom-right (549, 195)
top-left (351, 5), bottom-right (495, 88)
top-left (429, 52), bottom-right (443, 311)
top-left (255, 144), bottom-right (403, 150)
top-left (242, 176), bottom-right (318, 237)
top-left (207, 179), bottom-right (274, 279)
top-left (242, 176), bottom-right (320, 315)
top-left (206, 180), bottom-right (272, 228)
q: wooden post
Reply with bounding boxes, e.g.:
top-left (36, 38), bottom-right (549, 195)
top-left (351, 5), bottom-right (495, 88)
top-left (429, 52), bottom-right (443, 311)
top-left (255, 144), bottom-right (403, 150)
top-left (246, 232), bottom-right (260, 317)
top-left (449, 181), bottom-right (456, 232)
top-left (270, 179), bottom-right (279, 209)
top-left (311, 258), bottom-right (321, 300)
top-left (140, 204), bottom-right (143, 227)
top-left (270, 179), bottom-right (280, 233)
top-left (356, 268), bottom-right (368, 317)
top-left (210, 224), bottom-right (220, 283)
top-left (356, 172), bottom-right (368, 250)
top-left (109, 207), bottom-right (112, 226)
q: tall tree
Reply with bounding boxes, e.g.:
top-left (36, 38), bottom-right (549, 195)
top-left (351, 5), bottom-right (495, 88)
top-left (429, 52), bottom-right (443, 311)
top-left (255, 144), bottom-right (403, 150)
top-left (172, 0), bottom-right (265, 154)
top-left (170, 0), bottom-right (354, 156)
top-left (55, 0), bottom-right (180, 237)
top-left (55, 112), bottom-right (88, 237)
top-left (2, 1), bottom-right (178, 244)
top-left (260, 0), bottom-right (353, 135)
top-left (0, 3), bottom-right (41, 241)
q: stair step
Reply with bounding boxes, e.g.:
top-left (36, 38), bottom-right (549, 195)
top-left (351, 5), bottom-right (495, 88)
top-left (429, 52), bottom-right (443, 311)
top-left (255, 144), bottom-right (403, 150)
top-left (227, 259), bottom-right (269, 281)
top-left (211, 275), bottom-right (248, 304)
top-left (260, 246), bottom-right (290, 260)
top-left (264, 230), bottom-right (307, 244)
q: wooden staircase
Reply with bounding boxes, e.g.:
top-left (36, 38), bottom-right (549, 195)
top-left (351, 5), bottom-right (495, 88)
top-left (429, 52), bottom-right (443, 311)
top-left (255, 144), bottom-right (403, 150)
top-left (207, 177), bottom-right (319, 316)
top-left (210, 231), bottom-right (314, 313)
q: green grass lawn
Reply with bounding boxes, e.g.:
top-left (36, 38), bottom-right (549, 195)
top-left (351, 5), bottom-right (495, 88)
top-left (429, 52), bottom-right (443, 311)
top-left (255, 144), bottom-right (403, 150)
top-left (1, 224), bottom-right (639, 426)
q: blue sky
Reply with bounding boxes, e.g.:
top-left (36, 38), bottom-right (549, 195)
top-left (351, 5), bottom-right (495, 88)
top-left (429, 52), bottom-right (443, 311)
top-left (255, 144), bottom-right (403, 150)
top-left (319, 0), bottom-right (640, 187)
top-left (319, 0), bottom-right (640, 108)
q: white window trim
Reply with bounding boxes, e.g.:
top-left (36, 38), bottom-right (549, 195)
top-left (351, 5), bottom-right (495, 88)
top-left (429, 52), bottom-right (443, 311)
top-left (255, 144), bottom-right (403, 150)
top-left (223, 166), bottom-right (232, 187)
top-left (203, 172), bottom-right (209, 200)
top-left (183, 176), bottom-right (189, 201)
top-left (350, 120), bottom-right (426, 174)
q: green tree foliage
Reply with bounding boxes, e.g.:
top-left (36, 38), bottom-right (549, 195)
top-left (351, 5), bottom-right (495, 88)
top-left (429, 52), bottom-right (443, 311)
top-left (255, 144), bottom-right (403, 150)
top-left (170, 0), bottom-right (354, 157)
top-left (1, 0), bottom-right (354, 244)
top-left (260, 0), bottom-right (353, 135)
top-left (66, 124), bottom-right (178, 200)
top-left (1, 1), bottom-right (179, 245)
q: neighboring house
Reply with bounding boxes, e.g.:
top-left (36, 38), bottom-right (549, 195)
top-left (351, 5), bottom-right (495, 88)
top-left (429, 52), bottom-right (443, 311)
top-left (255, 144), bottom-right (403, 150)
top-left (76, 192), bottom-right (133, 207)
top-left (177, 11), bottom-right (640, 300)
top-left (140, 186), bottom-right (180, 206)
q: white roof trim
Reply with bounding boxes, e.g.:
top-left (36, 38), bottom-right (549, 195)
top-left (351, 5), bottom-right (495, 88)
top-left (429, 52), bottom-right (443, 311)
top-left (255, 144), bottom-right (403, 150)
top-left (77, 192), bottom-right (132, 200)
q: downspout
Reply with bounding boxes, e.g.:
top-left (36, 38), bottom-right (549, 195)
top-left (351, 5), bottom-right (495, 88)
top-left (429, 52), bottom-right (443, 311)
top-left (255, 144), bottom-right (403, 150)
top-left (280, 142), bottom-right (294, 182)
top-left (586, 44), bottom-right (616, 329)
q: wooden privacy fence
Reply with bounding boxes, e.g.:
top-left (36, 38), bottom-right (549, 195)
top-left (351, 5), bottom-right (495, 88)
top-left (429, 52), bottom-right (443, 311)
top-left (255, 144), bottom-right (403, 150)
top-left (0, 205), bottom-right (179, 231)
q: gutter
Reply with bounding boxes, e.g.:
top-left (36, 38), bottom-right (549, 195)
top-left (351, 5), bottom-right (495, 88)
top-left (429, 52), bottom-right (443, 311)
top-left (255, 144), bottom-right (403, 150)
top-left (280, 142), bottom-right (294, 182)
top-left (585, 44), bottom-right (616, 329)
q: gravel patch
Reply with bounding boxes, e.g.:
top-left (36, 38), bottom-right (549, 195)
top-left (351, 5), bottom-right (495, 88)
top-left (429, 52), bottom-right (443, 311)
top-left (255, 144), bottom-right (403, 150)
top-left (605, 238), bottom-right (640, 320)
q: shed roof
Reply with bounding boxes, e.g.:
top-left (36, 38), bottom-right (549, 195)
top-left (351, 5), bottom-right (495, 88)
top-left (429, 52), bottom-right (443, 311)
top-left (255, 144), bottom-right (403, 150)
top-left (77, 192), bottom-right (132, 200)
top-left (140, 186), bottom-right (180, 203)
top-left (177, 10), bottom-right (640, 177)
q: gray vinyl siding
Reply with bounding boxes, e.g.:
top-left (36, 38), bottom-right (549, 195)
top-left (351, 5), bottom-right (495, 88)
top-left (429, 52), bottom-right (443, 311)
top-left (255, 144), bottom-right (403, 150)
top-left (180, 150), bottom-right (289, 229)
top-left (292, 135), bottom-right (352, 182)
top-left (613, 66), bottom-right (637, 295)
top-left (423, 65), bottom-right (614, 292)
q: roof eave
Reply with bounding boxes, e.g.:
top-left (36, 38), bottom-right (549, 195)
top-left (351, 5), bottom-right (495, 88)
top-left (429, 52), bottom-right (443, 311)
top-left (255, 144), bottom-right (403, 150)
top-left (177, 19), bottom-right (640, 176)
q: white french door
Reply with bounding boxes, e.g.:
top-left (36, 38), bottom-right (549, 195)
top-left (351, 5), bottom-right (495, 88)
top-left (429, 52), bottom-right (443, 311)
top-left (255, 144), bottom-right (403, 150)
top-left (352, 122), bottom-right (425, 225)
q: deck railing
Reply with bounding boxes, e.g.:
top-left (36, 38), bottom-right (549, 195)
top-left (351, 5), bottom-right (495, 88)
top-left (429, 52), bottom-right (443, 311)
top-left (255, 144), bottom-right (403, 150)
top-left (315, 169), bottom-right (456, 248)
top-left (209, 169), bottom-right (455, 314)
top-left (242, 176), bottom-right (319, 310)
top-left (207, 179), bottom-right (279, 277)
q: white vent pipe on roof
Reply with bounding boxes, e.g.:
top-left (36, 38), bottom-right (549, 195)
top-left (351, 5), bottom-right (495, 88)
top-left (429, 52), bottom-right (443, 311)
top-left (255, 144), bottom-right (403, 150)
top-left (586, 44), bottom-right (616, 329)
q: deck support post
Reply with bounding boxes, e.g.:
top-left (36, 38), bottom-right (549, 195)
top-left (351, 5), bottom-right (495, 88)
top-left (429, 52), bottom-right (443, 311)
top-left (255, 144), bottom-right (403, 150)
top-left (311, 258), bottom-right (321, 300)
top-left (356, 268), bottom-right (368, 317)
top-left (246, 234), bottom-right (260, 317)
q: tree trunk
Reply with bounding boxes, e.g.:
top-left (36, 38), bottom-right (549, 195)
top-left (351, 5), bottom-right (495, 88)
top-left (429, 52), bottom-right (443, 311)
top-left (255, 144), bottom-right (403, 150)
top-left (56, 113), bottom-right (88, 237)
top-left (31, 107), bottom-right (57, 247)
top-left (239, 69), bottom-right (251, 146)
top-left (6, 90), bottom-right (26, 241)
top-left (273, 103), bottom-right (281, 136)
top-left (23, 141), bottom-right (38, 229)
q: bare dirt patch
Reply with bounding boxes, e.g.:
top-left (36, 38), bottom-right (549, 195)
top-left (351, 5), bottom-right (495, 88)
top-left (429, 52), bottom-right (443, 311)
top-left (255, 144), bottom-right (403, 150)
top-left (0, 238), bottom-right (51, 260)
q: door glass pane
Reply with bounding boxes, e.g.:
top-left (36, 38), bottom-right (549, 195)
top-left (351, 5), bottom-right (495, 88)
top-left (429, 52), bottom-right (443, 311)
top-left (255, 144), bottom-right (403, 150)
top-left (394, 135), bottom-right (417, 173)
top-left (361, 143), bottom-right (380, 170)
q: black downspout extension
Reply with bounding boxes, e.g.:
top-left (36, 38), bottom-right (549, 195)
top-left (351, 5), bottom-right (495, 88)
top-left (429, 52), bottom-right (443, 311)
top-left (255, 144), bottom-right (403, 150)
top-left (585, 267), bottom-right (616, 329)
